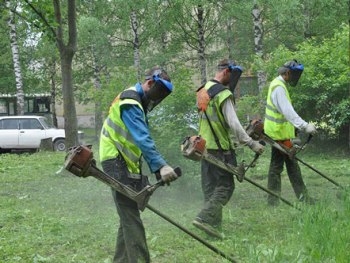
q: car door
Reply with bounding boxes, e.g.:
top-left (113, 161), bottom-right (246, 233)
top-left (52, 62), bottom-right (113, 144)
top-left (0, 119), bottom-right (20, 148)
top-left (18, 118), bottom-right (46, 148)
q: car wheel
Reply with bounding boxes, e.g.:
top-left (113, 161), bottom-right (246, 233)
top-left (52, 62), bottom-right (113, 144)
top-left (53, 139), bottom-right (66, 151)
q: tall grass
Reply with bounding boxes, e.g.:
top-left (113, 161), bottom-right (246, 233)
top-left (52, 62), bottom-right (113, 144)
top-left (294, 191), bottom-right (350, 262)
top-left (0, 148), bottom-right (349, 262)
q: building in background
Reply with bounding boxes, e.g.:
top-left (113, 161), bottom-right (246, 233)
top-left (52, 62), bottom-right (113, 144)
top-left (0, 93), bottom-right (95, 128)
top-left (0, 93), bottom-right (51, 116)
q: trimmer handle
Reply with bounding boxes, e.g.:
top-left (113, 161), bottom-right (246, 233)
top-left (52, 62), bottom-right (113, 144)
top-left (174, 167), bottom-right (182, 177)
top-left (306, 134), bottom-right (313, 143)
top-left (247, 141), bottom-right (266, 170)
top-left (155, 166), bottom-right (182, 183)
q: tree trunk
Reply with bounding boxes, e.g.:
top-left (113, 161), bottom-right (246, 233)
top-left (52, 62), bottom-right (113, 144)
top-left (252, 3), bottom-right (266, 93)
top-left (302, 2), bottom-right (312, 39)
top-left (50, 61), bottom-right (58, 127)
top-left (53, 0), bottom-right (78, 149)
top-left (60, 50), bottom-right (78, 146)
top-left (226, 17), bottom-right (235, 61)
top-left (92, 53), bottom-right (103, 144)
top-left (6, 1), bottom-right (24, 115)
top-left (197, 5), bottom-right (207, 84)
top-left (130, 11), bottom-right (141, 81)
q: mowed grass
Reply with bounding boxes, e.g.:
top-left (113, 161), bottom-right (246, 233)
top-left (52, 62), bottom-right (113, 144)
top-left (0, 146), bottom-right (349, 263)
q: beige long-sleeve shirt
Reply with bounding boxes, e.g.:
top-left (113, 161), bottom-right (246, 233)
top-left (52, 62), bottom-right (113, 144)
top-left (221, 98), bottom-right (254, 148)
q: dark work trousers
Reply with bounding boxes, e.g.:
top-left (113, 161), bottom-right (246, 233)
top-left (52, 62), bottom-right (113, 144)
top-left (267, 146), bottom-right (309, 205)
top-left (102, 158), bottom-right (150, 263)
top-left (197, 150), bottom-right (237, 228)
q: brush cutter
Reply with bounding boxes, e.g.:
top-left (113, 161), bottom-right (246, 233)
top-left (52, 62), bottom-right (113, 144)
top-left (181, 136), bottom-right (300, 210)
top-left (64, 145), bottom-right (238, 263)
top-left (246, 119), bottom-right (343, 189)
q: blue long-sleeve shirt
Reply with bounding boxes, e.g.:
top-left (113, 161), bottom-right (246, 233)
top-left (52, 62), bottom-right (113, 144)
top-left (120, 83), bottom-right (166, 173)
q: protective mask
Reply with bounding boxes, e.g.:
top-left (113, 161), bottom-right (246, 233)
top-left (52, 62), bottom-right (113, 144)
top-left (142, 73), bottom-right (173, 112)
top-left (228, 65), bottom-right (243, 93)
top-left (284, 61), bottom-right (304, 87)
top-left (288, 68), bottom-right (303, 87)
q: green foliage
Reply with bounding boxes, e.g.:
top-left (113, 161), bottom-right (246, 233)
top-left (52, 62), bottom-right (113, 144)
top-left (236, 95), bottom-right (265, 126)
top-left (149, 62), bottom-right (199, 173)
top-left (158, 62), bottom-right (198, 128)
top-left (296, 25), bottom-right (349, 125)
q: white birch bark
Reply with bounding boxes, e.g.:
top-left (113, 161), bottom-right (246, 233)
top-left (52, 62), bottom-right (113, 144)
top-left (197, 5), bottom-right (207, 84)
top-left (6, 0), bottom-right (24, 115)
top-left (252, 3), bottom-right (266, 93)
top-left (130, 11), bottom-right (141, 81)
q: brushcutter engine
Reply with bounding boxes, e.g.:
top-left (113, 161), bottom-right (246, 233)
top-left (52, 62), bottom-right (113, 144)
top-left (180, 135), bottom-right (246, 182)
top-left (246, 119), bottom-right (264, 140)
top-left (64, 145), bottom-right (94, 177)
top-left (64, 145), bottom-right (182, 211)
top-left (181, 135), bottom-right (206, 161)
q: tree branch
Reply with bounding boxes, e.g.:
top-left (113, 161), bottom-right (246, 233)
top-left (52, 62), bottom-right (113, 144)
top-left (22, 0), bottom-right (57, 40)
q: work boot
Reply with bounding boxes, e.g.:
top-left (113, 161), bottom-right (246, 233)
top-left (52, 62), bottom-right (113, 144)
top-left (192, 218), bottom-right (223, 239)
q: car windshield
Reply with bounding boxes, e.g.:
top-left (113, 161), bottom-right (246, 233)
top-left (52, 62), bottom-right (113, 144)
top-left (39, 117), bottom-right (55, 129)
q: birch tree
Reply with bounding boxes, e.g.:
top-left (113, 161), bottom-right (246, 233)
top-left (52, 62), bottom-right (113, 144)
top-left (196, 5), bottom-right (207, 84)
top-left (168, 1), bottom-right (221, 84)
top-left (6, 0), bottom-right (24, 115)
top-left (105, 1), bottom-right (150, 80)
top-left (130, 10), bottom-right (142, 80)
top-left (252, 3), bottom-right (266, 93)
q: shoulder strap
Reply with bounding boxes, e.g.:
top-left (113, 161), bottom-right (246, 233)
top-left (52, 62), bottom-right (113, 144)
top-left (207, 83), bottom-right (227, 99)
top-left (203, 110), bottom-right (224, 155)
top-left (120, 90), bottom-right (142, 104)
top-left (204, 83), bottom-right (227, 153)
top-left (197, 83), bottom-right (227, 112)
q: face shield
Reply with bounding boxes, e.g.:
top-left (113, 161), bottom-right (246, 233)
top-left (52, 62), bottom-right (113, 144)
top-left (228, 64), bottom-right (243, 93)
top-left (284, 61), bottom-right (304, 87)
top-left (218, 61), bottom-right (243, 93)
top-left (143, 70), bottom-right (173, 112)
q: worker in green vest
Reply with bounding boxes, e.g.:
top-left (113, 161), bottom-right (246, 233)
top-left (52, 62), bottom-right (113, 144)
top-left (193, 59), bottom-right (265, 239)
top-left (99, 66), bottom-right (178, 263)
top-left (264, 60), bottom-right (317, 206)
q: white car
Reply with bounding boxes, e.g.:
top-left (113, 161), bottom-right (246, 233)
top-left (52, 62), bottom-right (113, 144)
top-left (0, 115), bottom-right (84, 152)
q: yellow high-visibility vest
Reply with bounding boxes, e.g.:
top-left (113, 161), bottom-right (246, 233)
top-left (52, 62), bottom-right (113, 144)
top-left (199, 81), bottom-right (233, 150)
top-left (99, 86), bottom-right (143, 173)
top-left (264, 78), bottom-right (295, 140)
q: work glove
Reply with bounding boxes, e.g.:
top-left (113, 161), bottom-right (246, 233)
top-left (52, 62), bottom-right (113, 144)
top-left (249, 140), bottom-right (265, 155)
top-left (291, 137), bottom-right (302, 146)
top-left (305, 123), bottom-right (317, 135)
top-left (160, 165), bottom-right (178, 184)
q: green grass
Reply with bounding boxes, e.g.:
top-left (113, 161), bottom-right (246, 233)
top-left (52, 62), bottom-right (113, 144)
top-left (0, 147), bottom-right (349, 263)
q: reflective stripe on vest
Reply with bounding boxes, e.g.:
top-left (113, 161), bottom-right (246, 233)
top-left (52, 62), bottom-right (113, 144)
top-left (198, 81), bottom-right (232, 150)
top-left (264, 78), bottom-right (295, 140)
top-left (99, 87), bottom-right (143, 173)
